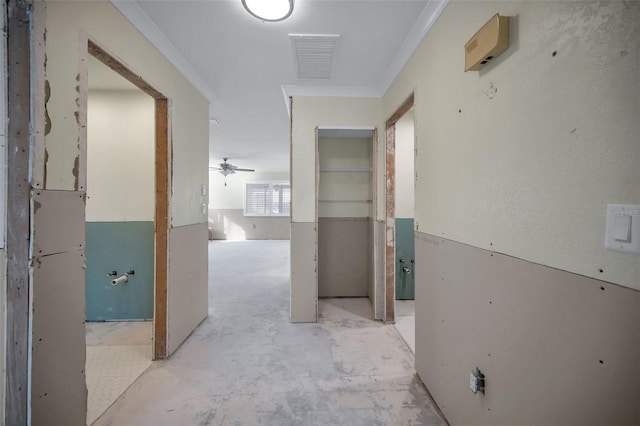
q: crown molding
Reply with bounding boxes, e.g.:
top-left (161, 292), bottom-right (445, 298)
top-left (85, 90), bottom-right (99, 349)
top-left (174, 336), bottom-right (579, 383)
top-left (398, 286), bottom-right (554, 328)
top-left (110, 0), bottom-right (217, 102)
top-left (281, 85), bottom-right (381, 115)
top-left (377, 0), bottom-right (449, 96)
top-left (282, 85), bottom-right (381, 98)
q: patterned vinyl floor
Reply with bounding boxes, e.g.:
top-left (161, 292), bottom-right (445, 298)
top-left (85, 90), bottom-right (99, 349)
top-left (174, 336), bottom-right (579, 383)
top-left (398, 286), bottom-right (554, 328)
top-left (85, 322), bottom-right (153, 425)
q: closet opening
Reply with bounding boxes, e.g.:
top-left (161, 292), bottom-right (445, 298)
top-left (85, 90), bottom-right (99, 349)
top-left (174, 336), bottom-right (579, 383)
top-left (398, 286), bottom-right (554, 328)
top-left (316, 127), bottom-right (377, 316)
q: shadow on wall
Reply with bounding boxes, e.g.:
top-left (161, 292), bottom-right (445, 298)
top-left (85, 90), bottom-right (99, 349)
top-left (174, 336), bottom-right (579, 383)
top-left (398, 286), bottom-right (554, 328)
top-left (208, 209), bottom-right (290, 240)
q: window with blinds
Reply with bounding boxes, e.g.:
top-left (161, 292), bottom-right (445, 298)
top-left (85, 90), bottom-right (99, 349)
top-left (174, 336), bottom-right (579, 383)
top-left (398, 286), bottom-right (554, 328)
top-left (244, 181), bottom-right (291, 216)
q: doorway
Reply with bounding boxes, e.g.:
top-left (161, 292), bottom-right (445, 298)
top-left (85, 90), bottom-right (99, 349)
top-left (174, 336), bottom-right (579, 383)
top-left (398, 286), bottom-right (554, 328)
top-left (316, 127), bottom-right (377, 316)
top-left (84, 41), bottom-right (169, 423)
top-left (392, 108), bottom-right (416, 352)
top-left (384, 94), bottom-right (415, 343)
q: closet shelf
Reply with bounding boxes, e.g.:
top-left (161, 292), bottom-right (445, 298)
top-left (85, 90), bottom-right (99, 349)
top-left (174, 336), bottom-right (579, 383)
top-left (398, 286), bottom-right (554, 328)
top-left (318, 200), bottom-right (373, 203)
top-left (319, 168), bottom-right (371, 173)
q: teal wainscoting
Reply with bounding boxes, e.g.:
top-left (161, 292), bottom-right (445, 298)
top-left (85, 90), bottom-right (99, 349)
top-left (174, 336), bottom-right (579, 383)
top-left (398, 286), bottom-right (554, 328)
top-left (395, 218), bottom-right (415, 300)
top-left (86, 221), bottom-right (154, 321)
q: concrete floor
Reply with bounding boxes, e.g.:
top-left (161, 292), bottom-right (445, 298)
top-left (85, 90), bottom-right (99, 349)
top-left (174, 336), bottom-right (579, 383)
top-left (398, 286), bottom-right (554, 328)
top-left (94, 240), bottom-right (445, 425)
top-left (394, 300), bottom-right (416, 354)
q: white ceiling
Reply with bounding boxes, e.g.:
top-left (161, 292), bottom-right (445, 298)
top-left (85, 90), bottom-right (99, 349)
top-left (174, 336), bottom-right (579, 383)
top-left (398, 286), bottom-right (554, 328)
top-left (111, 0), bottom-right (447, 172)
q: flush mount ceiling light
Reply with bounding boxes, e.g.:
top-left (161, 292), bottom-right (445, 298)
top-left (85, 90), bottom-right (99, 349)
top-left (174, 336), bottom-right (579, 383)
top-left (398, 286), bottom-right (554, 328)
top-left (242, 0), bottom-right (294, 22)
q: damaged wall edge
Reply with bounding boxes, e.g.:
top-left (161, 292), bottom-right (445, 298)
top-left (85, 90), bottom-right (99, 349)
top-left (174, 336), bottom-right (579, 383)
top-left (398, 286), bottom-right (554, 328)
top-left (6, 0), bottom-right (34, 424)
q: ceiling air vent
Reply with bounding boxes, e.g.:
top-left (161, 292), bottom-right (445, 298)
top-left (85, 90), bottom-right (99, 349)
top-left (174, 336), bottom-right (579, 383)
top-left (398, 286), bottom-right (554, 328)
top-left (289, 34), bottom-right (340, 80)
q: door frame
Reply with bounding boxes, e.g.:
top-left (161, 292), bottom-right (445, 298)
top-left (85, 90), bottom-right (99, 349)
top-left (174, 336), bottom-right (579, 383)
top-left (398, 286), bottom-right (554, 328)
top-left (384, 93), bottom-right (414, 323)
top-left (87, 41), bottom-right (170, 359)
top-left (315, 126), bottom-right (378, 312)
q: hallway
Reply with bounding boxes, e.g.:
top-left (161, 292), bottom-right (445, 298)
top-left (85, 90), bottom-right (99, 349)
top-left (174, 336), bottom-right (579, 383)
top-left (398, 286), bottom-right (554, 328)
top-left (95, 240), bottom-right (445, 425)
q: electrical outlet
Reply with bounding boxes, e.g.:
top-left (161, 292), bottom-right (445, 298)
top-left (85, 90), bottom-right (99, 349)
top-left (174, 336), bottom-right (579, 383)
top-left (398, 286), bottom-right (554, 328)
top-left (470, 368), bottom-right (485, 394)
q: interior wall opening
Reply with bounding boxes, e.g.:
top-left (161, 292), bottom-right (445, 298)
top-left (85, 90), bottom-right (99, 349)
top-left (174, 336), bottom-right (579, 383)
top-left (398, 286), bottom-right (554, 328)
top-left (384, 93), bottom-right (414, 325)
top-left (84, 43), bottom-right (168, 424)
top-left (392, 108), bottom-right (416, 352)
top-left (316, 127), bottom-right (377, 317)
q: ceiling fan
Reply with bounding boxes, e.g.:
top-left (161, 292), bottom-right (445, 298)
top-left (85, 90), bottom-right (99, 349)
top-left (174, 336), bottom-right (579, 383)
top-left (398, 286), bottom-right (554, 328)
top-left (209, 158), bottom-right (255, 185)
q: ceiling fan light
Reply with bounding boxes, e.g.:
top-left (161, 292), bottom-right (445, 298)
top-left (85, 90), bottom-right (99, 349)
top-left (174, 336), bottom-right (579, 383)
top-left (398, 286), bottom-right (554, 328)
top-left (242, 0), bottom-right (294, 22)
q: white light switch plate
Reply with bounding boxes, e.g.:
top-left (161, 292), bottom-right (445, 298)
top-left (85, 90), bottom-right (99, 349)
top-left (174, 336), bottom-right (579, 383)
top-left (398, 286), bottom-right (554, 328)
top-left (470, 372), bottom-right (478, 393)
top-left (605, 204), bottom-right (640, 254)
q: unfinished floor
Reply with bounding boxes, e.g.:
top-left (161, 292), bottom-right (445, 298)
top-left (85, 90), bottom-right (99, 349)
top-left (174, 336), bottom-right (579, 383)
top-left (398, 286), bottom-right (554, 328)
top-left (394, 300), bottom-right (415, 354)
top-left (94, 240), bottom-right (445, 425)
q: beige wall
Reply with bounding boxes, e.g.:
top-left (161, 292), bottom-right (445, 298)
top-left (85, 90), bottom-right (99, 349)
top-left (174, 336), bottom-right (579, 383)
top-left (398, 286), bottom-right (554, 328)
top-left (318, 137), bottom-right (373, 218)
top-left (42, 1), bottom-right (209, 227)
top-left (208, 171), bottom-right (290, 240)
top-left (209, 171), bottom-right (289, 209)
top-left (394, 110), bottom-right (414, 219)
top-left (291, 97), bottom-right (384, 223)
top-left (31, 0), bottom-right (210, 422)
top-left (290, 97), bottom-right (383, 322)
top-left (383, 1), bottom-right (640, 423)
top-left (385, 1), bottom-right (639, 291)
top-left (289, 0), bottom-right (639, 421)
top-left (208, 209), bottom-right (290, 240)
top-left (86, 89), bottom-right (155, 222)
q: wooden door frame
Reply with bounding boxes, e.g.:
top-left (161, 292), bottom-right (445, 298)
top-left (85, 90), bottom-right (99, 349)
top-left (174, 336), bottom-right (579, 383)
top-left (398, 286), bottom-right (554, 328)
top-left (384, 93), bottom-right (414, 323)
top-left (87, 41), bottom-right (169, 359)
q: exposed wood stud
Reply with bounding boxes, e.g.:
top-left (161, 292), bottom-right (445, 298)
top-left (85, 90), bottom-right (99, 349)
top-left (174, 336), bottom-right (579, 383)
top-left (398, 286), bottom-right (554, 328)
top-left (385, 125), bottom-right (396, 324)
top-left (387, 93), bottom-right (414, 127)
top-left (6, 0), bottom-right (32, 423)
top-left (88, 40), bottom-right (165, 100)
top-left (154, 99), bottom-right (169, 359)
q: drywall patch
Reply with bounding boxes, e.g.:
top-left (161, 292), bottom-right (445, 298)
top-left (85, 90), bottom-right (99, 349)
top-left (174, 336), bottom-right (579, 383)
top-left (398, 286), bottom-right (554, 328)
top-left (32, 190), bottom-right (85, 256)
top-left (31, 250), bottom-right (87, 426)
top-left (167, 222), bottom-right (208, 355)
top-left (318, 217), bottom-right (370, 298)
top-left (414, 232), bottom-right (640, 425)
top-left (290, 222), bottom-right (318, 323)
top-left (482, 81), bottom-right (498, 100)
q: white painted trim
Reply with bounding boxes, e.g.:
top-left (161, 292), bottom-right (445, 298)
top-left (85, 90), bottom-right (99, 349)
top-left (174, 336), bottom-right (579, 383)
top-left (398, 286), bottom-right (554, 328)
top-left (282, 86), bottom-right (292, 117)
top-left (377, 0), bottom-right (449, 96)
top-left (317, 126), bottom-right (376, 131)
top-left (282, 85), bottom-right (381, 116)
top-left (282, 85), bottom-right (381, 99)
top-left (110, 0), bottom-right (217, 102)
top-left (281, 0), bottom-right (448, 112)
